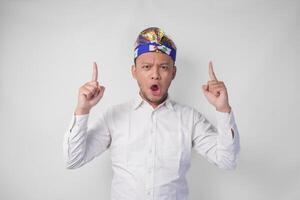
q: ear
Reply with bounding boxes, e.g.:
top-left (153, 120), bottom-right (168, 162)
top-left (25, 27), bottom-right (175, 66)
top-left (131, 64), bottom-right (137, 79)
top-left (172, 65), bottom-right (177, 80)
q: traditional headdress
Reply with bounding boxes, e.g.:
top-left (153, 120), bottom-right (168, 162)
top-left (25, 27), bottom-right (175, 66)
top-left (134, 27), bottom-right (177, 62)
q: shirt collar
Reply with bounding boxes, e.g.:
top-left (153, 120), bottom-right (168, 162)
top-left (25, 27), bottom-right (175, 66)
top-left (132, 92), bottom-right (174, 111)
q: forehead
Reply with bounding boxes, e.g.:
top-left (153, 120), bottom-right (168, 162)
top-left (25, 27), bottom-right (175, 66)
top-left (136, 52), bottom-right (173, 65)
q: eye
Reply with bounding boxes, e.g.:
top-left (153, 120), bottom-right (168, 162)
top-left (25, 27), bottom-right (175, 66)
top-left (161, 65), bottom-right (169, 70)
top-left (142, 65), bottom-right (150, 70)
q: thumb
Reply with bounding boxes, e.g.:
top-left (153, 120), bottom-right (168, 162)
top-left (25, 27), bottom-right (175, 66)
top-left (96, 86), bottom-right (105, 98)
top-left (202, 84), bottom-right (216, 100)
top-left (91, 86), bottom-right (105, 101)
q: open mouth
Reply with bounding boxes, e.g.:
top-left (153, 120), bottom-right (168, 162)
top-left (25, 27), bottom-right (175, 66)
top-left (150, 84), bottom-right (159, 91)
top-left (150, 84), bottom-right (161, 96)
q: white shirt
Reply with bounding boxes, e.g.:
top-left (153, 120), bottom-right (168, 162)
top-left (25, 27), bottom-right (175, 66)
top-left (63, 93), bottom-right (240, 200)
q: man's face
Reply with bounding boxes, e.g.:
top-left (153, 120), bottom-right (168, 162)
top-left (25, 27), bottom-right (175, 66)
top-left (131, 52), bottom-right (176, 106)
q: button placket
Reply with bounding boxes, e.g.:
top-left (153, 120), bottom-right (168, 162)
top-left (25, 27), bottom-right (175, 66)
top-left (145, 111), bottom-right (156, 200)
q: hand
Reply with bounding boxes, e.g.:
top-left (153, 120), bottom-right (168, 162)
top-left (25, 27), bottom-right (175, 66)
top-left (202, 61), bottom-right (231, 113)
top-left (75, 62), bottom-right (105, 115)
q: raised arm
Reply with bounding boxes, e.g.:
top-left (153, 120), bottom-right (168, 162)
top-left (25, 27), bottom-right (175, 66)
top-left (63, 62), bottom-right (110, 169)
top-left (193, 61), bottom-right (240, 169)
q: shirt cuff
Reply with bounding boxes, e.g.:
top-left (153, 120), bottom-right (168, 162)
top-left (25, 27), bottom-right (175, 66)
top-left (215, 109), bottom-right (236, 139)
top-left (68, 112), bottom-right (90, 133)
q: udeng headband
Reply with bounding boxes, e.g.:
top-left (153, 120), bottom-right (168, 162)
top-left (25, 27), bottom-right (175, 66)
top-left (134, 42), bottom-right (176, 62)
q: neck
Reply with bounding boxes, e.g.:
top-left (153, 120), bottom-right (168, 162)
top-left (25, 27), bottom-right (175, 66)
top-left (139, 91), bottom-right (168, 109)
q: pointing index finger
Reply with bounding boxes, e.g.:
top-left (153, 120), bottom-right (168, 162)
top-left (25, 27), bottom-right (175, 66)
top-left (92, 62), bottom-right (98, 81)
top-left (209, 61), bottom-right (218, 81)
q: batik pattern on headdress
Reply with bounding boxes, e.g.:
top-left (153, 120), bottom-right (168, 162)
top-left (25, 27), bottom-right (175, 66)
top-left (134, 27), bottom-right (177, 62)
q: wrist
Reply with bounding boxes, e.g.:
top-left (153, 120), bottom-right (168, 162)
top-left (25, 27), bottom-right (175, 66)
top-left (216, 105), bottom-right (231, 113)
top-left (75, 107), bottom-right (90, 115)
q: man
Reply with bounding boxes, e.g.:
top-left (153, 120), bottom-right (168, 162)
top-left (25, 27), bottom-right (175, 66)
top-left (63, 27), bottom-right (240, 200)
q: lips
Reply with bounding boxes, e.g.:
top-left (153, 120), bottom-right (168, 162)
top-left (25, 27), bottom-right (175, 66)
top-left (150, 84), bottom-right (159, 91)
top-left (150, 84), bottom-right (161, 96)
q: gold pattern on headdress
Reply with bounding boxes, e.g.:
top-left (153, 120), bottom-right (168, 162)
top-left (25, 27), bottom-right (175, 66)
top-left (141, 28), bottom-right (164, 43)
top-left (134, 27), bottom-right (176, 50)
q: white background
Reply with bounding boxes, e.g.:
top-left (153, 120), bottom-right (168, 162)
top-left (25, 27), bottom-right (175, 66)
top-left (0, 0), bottom-right (299, 199)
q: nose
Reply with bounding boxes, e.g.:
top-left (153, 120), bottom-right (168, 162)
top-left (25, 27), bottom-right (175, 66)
top-left (151, 67), bottom-right (161, 80)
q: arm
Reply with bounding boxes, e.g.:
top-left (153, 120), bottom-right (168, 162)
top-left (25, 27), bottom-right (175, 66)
top-left (63, 109), bottom-right (111, 169)
top-left (192, 109), bottom-right (240, 170)
top-left (63, 62), bottom-right (109, 169)
top-left (195, 61), bottom-right (240, 170)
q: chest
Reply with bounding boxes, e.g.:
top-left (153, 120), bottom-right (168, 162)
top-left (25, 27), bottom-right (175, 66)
top-left (109, 109), bottom-right (192, 168)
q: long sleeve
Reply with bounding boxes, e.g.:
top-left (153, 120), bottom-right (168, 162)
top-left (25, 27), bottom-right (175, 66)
top-left (191, 109), bottom-right (240, 170)
top-left (63, 109), bottom-right (112, 169)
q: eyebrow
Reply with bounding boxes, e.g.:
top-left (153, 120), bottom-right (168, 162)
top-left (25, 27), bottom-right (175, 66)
top-left (160, 62), bottom-right (171, 65)
top-left (141, 62), bottom-right (152, 65)
top-left (140, 62), bottom-right (171, 65)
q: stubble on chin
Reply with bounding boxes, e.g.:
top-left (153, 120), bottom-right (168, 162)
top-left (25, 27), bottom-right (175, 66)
top-left (139, 90), bottom-right (168, 105)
